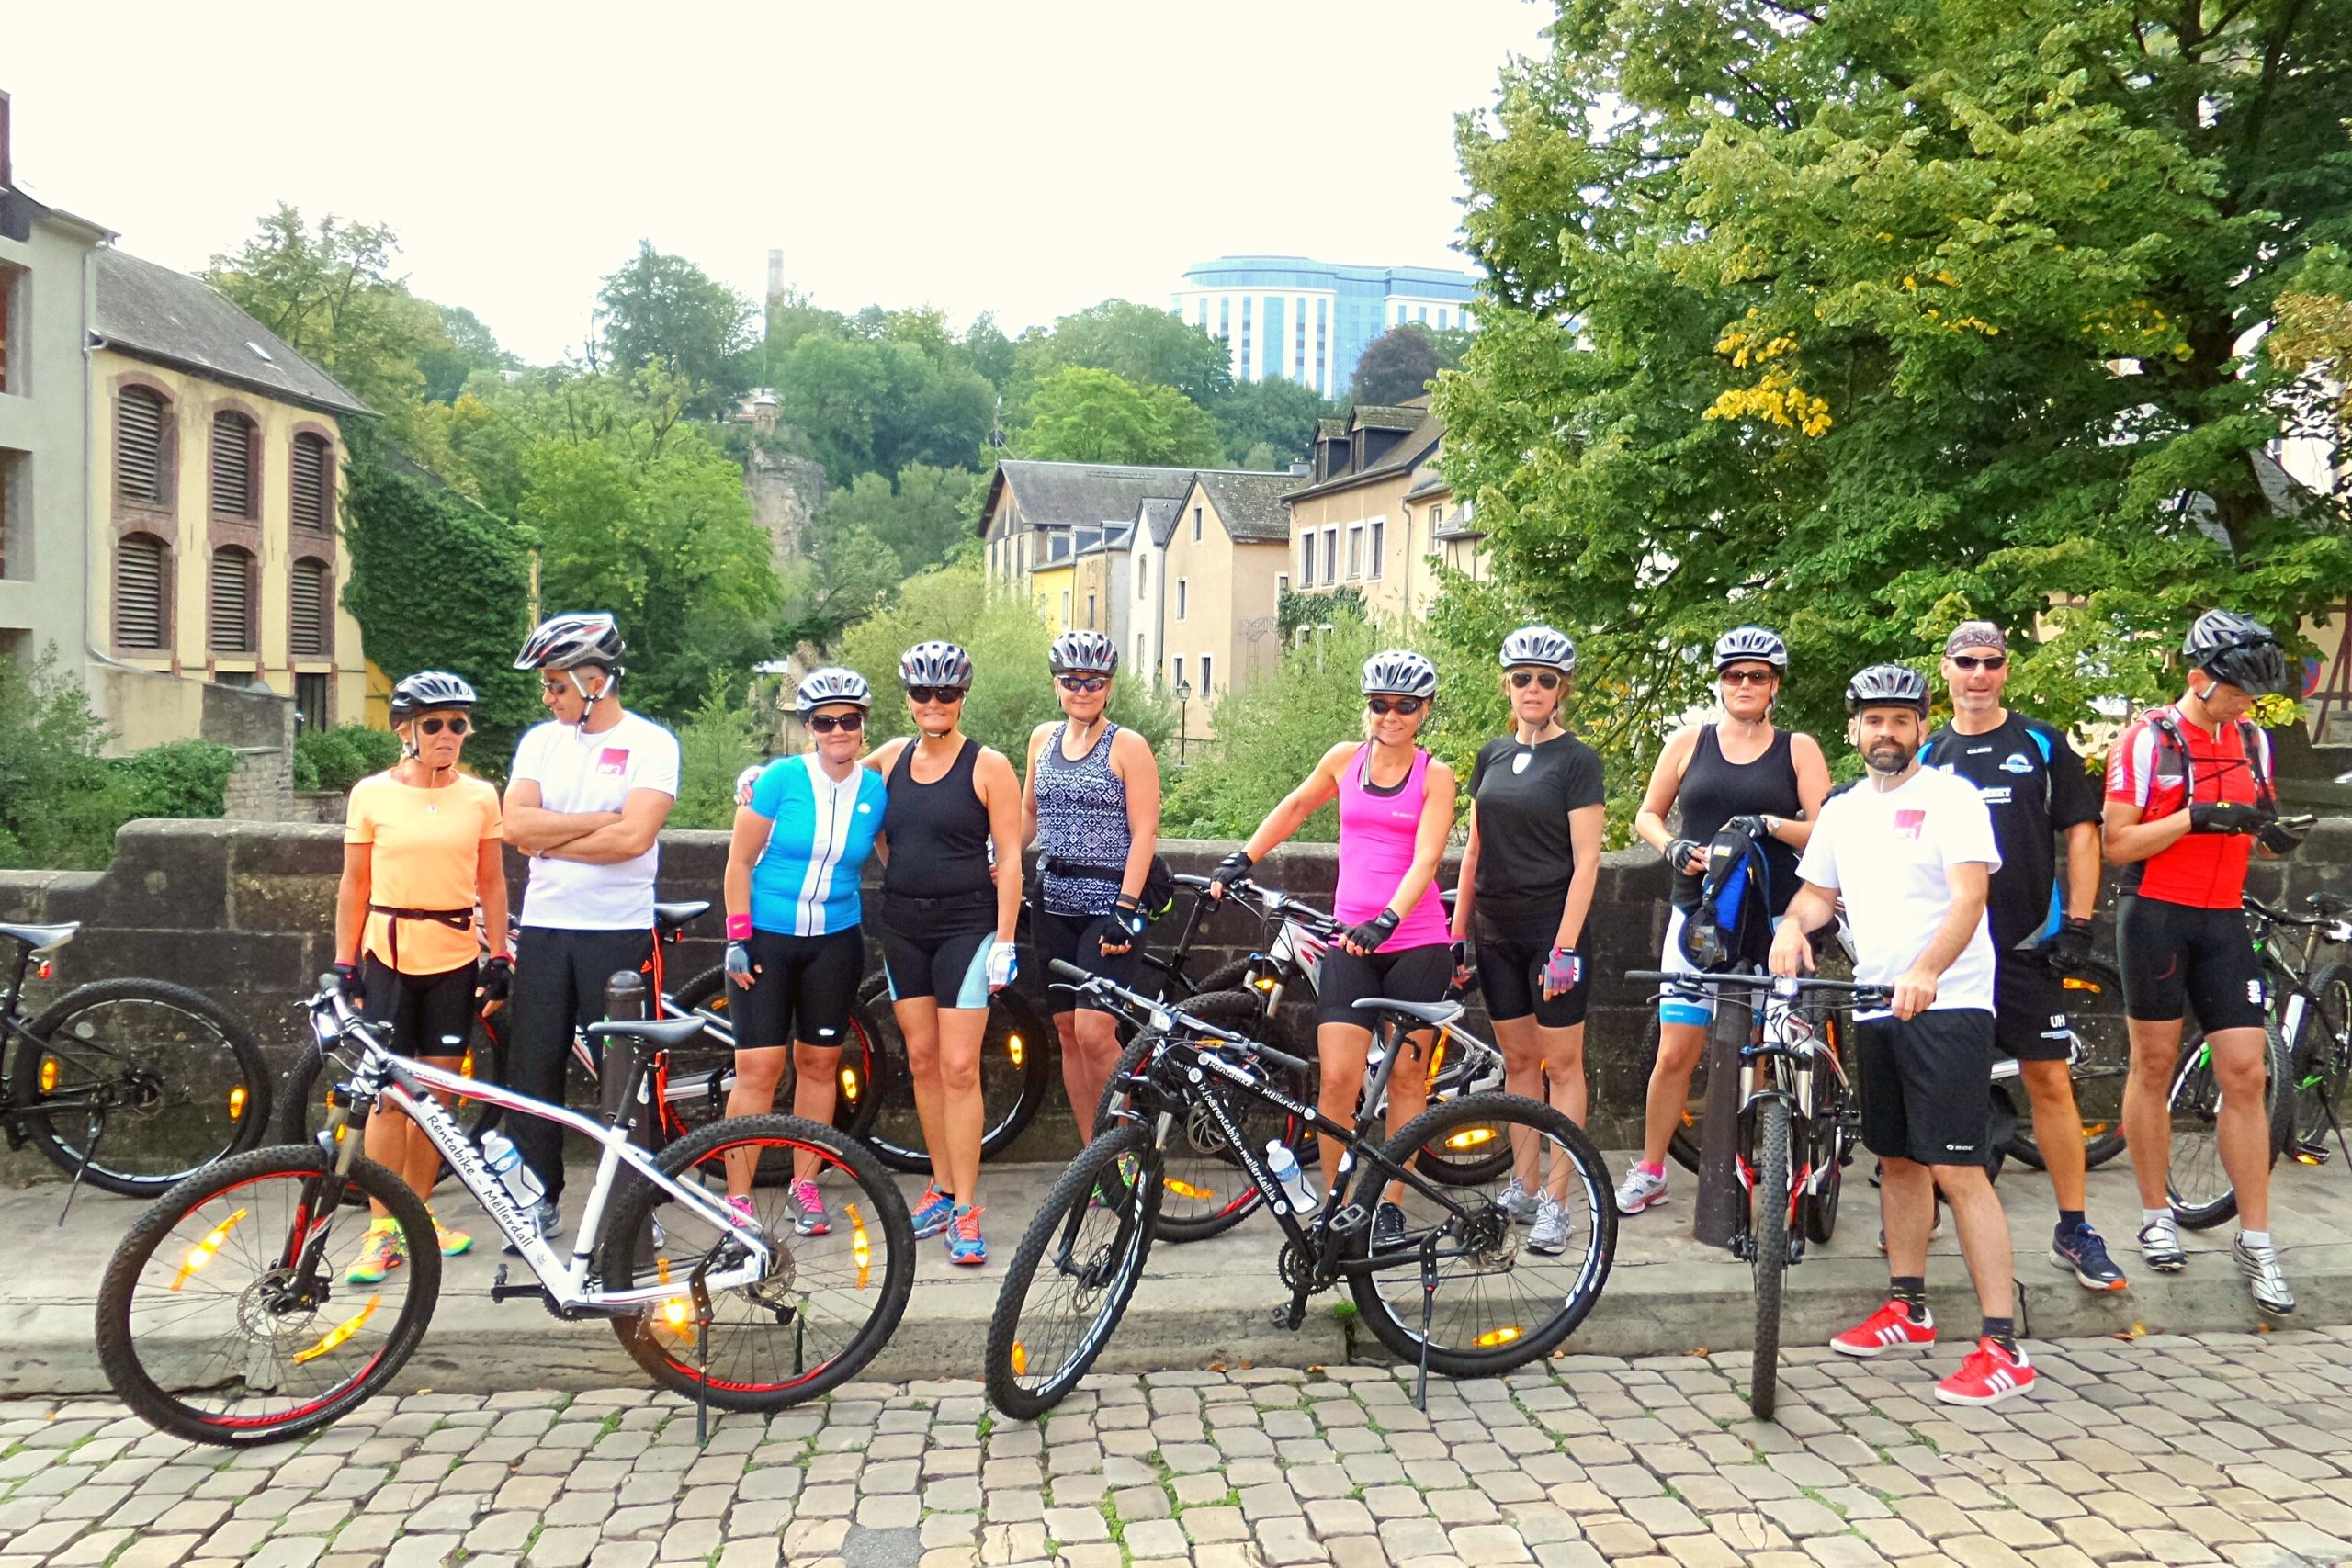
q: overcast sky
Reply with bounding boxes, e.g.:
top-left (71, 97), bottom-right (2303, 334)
top-left (9, 2), bottom-right (1550, 366)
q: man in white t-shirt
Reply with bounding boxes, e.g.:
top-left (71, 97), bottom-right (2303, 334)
top-left (1770, 663), bottom-right (2032, 1406)
top-left (500, 613), bottom-right (680, 1233)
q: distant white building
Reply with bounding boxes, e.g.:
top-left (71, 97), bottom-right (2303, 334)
top-left (1173, 255), bottom-right (1476, 398)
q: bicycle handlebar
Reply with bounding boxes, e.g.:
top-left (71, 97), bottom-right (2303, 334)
top-left (1623, 968), bottom-right (1894, 1007)
top-left (1044, 958), bottom-right (1317, 1078)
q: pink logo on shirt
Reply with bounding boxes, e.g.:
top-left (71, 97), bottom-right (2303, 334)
top-left (1893, 808), bottom-right (1925, 840)
top-left (596, 748), bottom-right (630, 776)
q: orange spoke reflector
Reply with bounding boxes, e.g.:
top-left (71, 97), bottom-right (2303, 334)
top-left (1473, 1325), bottom-right (1523, 1348)
top-left (1007, 1033), bottom-right (1025, 1067)
top-left (171, 1205), bottom-right (252, 1292)
top-left (2061, 976), bottom-right (2103, 993)
top-left (1163, 1178), bottom-right (1213, 1200)
top-left (847, 1202), bottom-right (872, 1291)
top-left (842, 1067), bottom-right (861, 1100)
top-left (294, 1293), bottom-right (381, 1363)
top-left (1251, 974), bottom-right (1277, 992)
top-left (461, 1050), bottom-right (476, 1078)
top-left (228, 1086), bottom-right (248, 1122)
top-left (1443, 1127), bottom-right (1498, 1150)
top-left (1011, 1341), bottom-right (1028, 1375)
top-left (38, 1056), bottom-right (58, 1093)
top-left (1426, 1043), bottom-right (1448, 1087)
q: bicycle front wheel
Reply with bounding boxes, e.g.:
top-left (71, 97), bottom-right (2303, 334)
top-left (857, 976), bottom-right (1054, 1172)
top-left (1748, 1096), bottom-right (1792, 1420)
top-left (1346, 1093), bottom-right (1615, 1378)
top-left (600, 1114), bottom-right (914, 1410)
top-left (17, 978), bottom-right (272, 1195)
top-left (2166, 1019), bottom-right (2289, 1230)
top-left (987, 1122), bottom-right (1161, 1419)
top-left (96, 1145), bottom-right (438, 1444)
top-left (2288, 964), bottom-right (2351, 1159)
top-left (2008, 959), bottom-right (2131, 1171)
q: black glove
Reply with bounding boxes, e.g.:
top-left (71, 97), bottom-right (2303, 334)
top-left (1111, 896), bottom-right (1148, 938)
top-left (2050, 917), bottom-right (2094, 970)
top-left (1209, 849), bottom-right (1255, 895)
top-left (1449, 938), bottom-right (1473, 982)
top-left (2189, 801), bottom-right (2264, 835)
top-left (1724, 814), bottom-right (1772, 840)
top-left (1345, 909), bottom-right (1402, 953)
top-left (1664, 837), bottom-right (1703, 873)
top-left (2258, 816), bottom-right (2306, 856)
top-left (332, 961), bottom-right (365, 1007)
top-left (478, 954), bottom-right (513, 1002)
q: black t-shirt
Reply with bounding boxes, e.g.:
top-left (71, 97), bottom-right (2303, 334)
top-left (1468, 731), bottom-right (1606, 935)
top-left (1919, 713), bottom-right (2099, 953)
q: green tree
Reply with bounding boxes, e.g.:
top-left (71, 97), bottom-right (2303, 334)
top-left (779, 516), bottom-right (905, 652)
top-left (772, 331), bottom-right (993, 483)
top-left (1350, 323), bottom-right (1453, 405)
top-left (1439, 0), bottom-right (2352, 761)
top-left (418, 303), bottom-right (520, 404)
top-left (671, 682), bottom-right (764, 831)
top-left (1016, 367), bottom-right (1226, 467)
top-left (1025, 299), bottom-right (1235, 408)
top-left (819, 465), bottom-right (983, 575)
top-left (1212, 376), bottom-right (1327, 468)
top-left (594, 242), bottom-right (755, 418)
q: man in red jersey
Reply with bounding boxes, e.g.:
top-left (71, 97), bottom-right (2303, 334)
top-left (2104, 610), bottom-right (2298, 1313)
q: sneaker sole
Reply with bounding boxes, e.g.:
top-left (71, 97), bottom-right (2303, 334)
top-left (439, 1240), bottom-right (473, 1258)
top-left (1616, 1190), bottom-right (1668, 1215)
top-left (912, 1216), bottom-right (953, 1240)
top-left (2141, 1252), bottom-right (2187, 1273)
top-left (1528, 1237), bottom-right (1569, 1256)
top-left (796, 1222), bottom-right (831, 1237)
top-left (1935, 1374), bottom-right (2035, 1406)
top-left (1830, 1335), bottom-right (1936, 1359)
top-left (2048, 1247), bottom-right (2127, 1292)
top-left (948, 1250), bottom-right (986, 1266)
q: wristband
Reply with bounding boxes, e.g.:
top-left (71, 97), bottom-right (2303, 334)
top-left (726, 913), bottom-right (753, 941)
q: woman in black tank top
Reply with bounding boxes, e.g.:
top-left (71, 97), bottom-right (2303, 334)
top-left (869, 641), bottom-right (1025, 1266)
top-left (1619, 628), bottom-right (1832, 1215)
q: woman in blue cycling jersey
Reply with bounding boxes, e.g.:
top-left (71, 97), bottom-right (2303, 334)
top-left (718, 667), bottom-right (888, 1237)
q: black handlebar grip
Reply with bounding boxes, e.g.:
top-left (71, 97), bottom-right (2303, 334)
top-left (1048, 958), bottom-right (1093, 982)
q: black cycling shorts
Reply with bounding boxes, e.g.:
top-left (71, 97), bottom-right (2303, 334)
top-left (1992, 953), bottom-right (2073, 1064)
top-left (361, 956), bottom-right (476, 1059)
top-left (728, 927), bottom-right (864, 1051)
top-left (1317, 942), bottom-right (1453, 1031)
top-left (879, 925), bottom-right (994, 1010)
top-left (1035, 909), bottom-right (1142, 1013)
top-left (1475, 927), bottom-right (1589, 1030)
top-left (2117, 894), bottom-right (2267, 1033)
top-left (1856, 1008), bottom-right (1996, 1167)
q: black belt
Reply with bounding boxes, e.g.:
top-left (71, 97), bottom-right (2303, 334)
top-left (1040, 856), bottom-right (1125, 883)
top-left (882, 887), bottom-right (994, 912)
top-left (368, 905), bottom-right (474, 971)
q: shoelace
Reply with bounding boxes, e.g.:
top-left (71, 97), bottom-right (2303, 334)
top-left (954, 1207), bottom-right (986, 1243)
top-left (793, 1182), bottom-right (824, 1214)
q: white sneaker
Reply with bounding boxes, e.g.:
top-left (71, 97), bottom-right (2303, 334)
top-left (1615, 1165), bottom-right (1668, 1214)
top-left (2234, 1236), bottom-right (2294, 1314)
top-left (1529, 1194), bottom-right (1570, 1255)
top-left (2138, 1214), bottom-right (2187, 1273)
top-left (1496, 1178), bottom-right (1541, 1224)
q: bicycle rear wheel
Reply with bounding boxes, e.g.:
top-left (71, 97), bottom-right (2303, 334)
top-left (17, 978), bottom-right (272, 1196)
top-left (987, 1122), bottom-right (1161, 1419)
top-left (2008, 958), bottom-right (2131, 1171)
top-left (600, 1114), bottom-right (914, 1410)
top-left (1748, 1096), bottom-right (1792, 1420)
top-left (96, 1145), bottom-right (438, 1444)
top-left (2288, 964), bottom-right (2351, 1160)
top-left (1346, 1093), bottom-right (1615, 1378)
top-left (857, 976), bottom-right (1053, 1172)
top-left (2166, 1018), bottom-right (2289, 1229)
top-left (666, 966), bottom-right (885, 1150)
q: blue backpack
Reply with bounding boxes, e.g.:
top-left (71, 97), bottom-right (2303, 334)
top-left (1679, 823), bottom-right (1776, 972)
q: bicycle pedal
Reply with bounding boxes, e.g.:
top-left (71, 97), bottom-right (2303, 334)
top-left (1329, 1204), bottom-right (1368, 1235)
top-left (2293, 1145), bottom-right (2331, 1167)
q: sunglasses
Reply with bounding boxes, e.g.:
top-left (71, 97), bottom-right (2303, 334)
top-left (1057, 675), bottom-right (1110, 694)
top-left (1719, 668), bottom-right (1778, 686)
top-left (1366, 696), bottom-right (1426, 716)
top-left (1948, 654), bottom-right (2007, 671)
top-left (539, 678), bottom-right (571, 694)
top-left (1509, 670), bottom-right (1562, 691)
top-left (806, 712), bottom-right (865, 734)
top-left (415, 716), bottom-right (469, 737)
top-left (905, 685), bottom-right (967, 705)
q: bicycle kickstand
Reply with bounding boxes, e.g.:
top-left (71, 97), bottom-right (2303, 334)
top-left (688, 1257), bottom-right (718, 1449)
top-left (57, 1112), bottom-right (104, 1227)
top-left (1414, 1233), bottom-right (1440, 1414)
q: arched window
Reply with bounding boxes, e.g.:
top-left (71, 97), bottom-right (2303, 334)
top-left (290, 432), bottom-right (333, 532)
top-left (116, 534), bottom-right (170, 650)
top-left (210, 411), bottom-right (259, 520)
top-left (289, 558), bottom-right (332, 658)
top-left (117, 386), bottom-right (170, 505)
top-left (209, 545), bottom-right (255, 653)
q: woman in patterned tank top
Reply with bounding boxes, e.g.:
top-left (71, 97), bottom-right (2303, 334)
top-left (1022, 631), bottom-right (1160, 1140)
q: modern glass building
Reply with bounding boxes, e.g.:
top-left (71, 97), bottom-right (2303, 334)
top-left (1174, 256), bottom-right (1476, 399)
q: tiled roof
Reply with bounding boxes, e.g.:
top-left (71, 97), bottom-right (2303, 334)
top-left (93, 248), bottom-right (369, 418)
top-left (978, 460), bottom-right (1208, 537)
top-left (1191, 470), bottom-right (1297, 543)
top-left (1282, 409), bottom-right (1445, 502)
top-left (1351, 403), bottom-right (1425, 432)
top-left (1136, 497), bottom-right (1183, 547)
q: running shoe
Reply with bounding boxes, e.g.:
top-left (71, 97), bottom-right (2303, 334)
top-left (1935, 1338), bottom-right (2036, 1406)
top-left (1614, 1165), bottom-right (1668, 1215)
top-left (2137, 1214), bottom-right (2187, 1273)
top-left (2234, 1236), bottom-right (2295, 1315)
top-left (945, 1205), bottom-right (987, 1266)
top-left (1496, 1178), bottom-right (1541, 1224)
top-left (788, 1178), bottom-right (831, 1237)
top-left (1830, 1300), bottom-right (1937, 1358)
top-left (2051, 1223), bottom-right (2126, 1292)
top-left (346, 1220), bottom-right (407, 1284)
top-left (1528, 1193), bottom-right (1571, 1256)
top-left (723, 1194), bottom-right (759, 1228)
top-left (1373, 1201), bottom-right (1406, 1252)
top-left (502, 1198), bottom-right (561, 1256)
top-left (911, 1184), bottom-right (956, 1240)
top-left (430, 1211), bottom-right (472, 1258)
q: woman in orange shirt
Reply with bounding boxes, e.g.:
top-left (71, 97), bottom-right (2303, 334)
top-left (334, 671), bottom-right (511, 1282)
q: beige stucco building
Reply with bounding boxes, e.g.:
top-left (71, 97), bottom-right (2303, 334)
top-left (1155, 469), bottom-right (1295, 725)
top-left (1282, 399), bottom-right (1483, 628)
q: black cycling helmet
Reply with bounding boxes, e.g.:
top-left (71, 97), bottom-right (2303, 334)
top-left (795, 666), bottom-right (872, 716)
top-left (1049, 629), bottom-right (1119, 675)
top-left (1362, 649), bottom-right (1440, 698)
top-left (2184, 610), bottom-right (2291, 696)
top-left (389, 671), bottom-right (478, 721)
top-left (1845, 663), bottom-right (1930, 715)
top-left (1714, 625), bottom-right (1789, 671)
top-left (900, 640), bottom-right (974, 692)
top-left (515, 612), bottom-right (625, 674)
top-left (1499, 625), bottom-right (1577, 674)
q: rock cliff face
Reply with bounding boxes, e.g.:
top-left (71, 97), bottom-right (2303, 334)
top-left (741, 445), bottom-right (826, 577)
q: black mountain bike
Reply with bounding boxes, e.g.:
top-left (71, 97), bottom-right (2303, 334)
top-left (2279, 892), bottom-right (2352, 1167)
top-left (2, 920), bottom-right (269, 1197)
top-left (986, 961), bottom-right (1616, 1418)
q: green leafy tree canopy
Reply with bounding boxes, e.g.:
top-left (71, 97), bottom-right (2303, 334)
top-left (1016, 367), bottom-right (1226, 467)
top-left (594, 242), bottom-right (756, 419)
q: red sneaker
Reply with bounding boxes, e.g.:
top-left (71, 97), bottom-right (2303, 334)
top-left (1936, 1337), bottom-right (2036, 1405)
top-left (1830, 1300), bottom-right (1937, 1358)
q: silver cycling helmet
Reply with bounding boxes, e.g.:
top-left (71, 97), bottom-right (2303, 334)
top-left (1049, 629), bottom-right (1119, 675)
top-left (796, 666), bottom-right (873, 716)
top-left (1713, 625), bottom-right (1789, 671)
top-left (1362, 649), bottom-right (1440, 698)
top-left (2184, 610), bottom-right (2290, 696)
top-left (899, 640), bottom-right (975, 692)
top-left (1845, 663), bottom-right (1930, 715)
top-left (389, 671), bottom-right (478, 721)
top-left (515, 612), bottom-right (625, 673)
top-left (1499, 625), bottom-right (1577, 674)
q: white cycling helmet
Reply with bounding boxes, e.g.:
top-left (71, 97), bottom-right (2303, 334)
top-left (1362, 649), bottom-right (1439, 698)
top-left (796, 666), bottom-right (872, 716)
top-left (1499, 625), bottom-right (1577, 674)
top-left (1713, 625), bottom-right (1788, 671)
top-left (899, 640), bottom-right (974, 691)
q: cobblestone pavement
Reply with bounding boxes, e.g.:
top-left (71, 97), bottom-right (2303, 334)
top-left (10, 1330), bottom-right (2352, 1568)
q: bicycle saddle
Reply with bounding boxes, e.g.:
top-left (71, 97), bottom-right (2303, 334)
top-left (584, 1015), bottom-right (710, 1050)
top-left (0, 921), bottom-right (79, 953)
top-left (2307, 891), bottom-right (2352, 919)
top-left (1353, 998), bottom-right (1464, 1031)
top-left (653, 900), bottom-right (711, 932)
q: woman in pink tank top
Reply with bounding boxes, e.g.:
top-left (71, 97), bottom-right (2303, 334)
top-left (1204, 651), bottom-right (1457, 1238)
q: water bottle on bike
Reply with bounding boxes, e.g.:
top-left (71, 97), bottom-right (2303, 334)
top-left (480, 1127), bottom-right (545, 1209)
